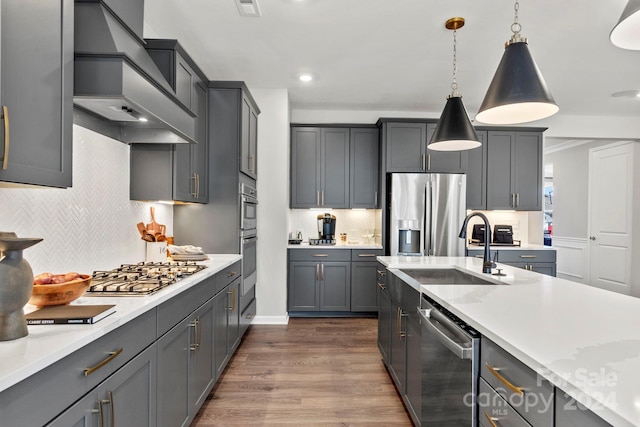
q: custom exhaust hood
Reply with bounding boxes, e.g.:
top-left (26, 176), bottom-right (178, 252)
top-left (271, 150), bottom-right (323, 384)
top-left (74, 1), bottom-right (197, 144)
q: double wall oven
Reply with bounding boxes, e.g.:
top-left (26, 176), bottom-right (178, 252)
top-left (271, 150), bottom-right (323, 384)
top-left (240, 183), bottom-right (257, 296)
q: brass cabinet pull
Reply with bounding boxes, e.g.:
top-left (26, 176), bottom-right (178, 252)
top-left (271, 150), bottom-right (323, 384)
top-left (511, 193), bottom-right (516, 208)
top-left (396, 307), bottom-right (407, 337)
top-left (84, 348), bottom-right (123, 376)
top-left (358, 254), bottom-right (377, 257)
top-left (316, 263), bottom-right (320, 280)
top-left (227, 271), bottom-right (237, 277)
top-left (320, 263), bottom-right (324, 281)
top-left (427, 154), bottom-right (431, 170)
top-left (377, 282), bottom-right (386, 290)
top-left (98, 391), bottom-right (115, 427)
top-left (196, 173), bottom-right (200, 199)
top-left (189, 318), bottom-right (200, 351)
top-left (421, 154), bottom-right (426, 171)
top-left (191, 174), bottom-right (198, 198)
top-left (321, 190), bottom-right (325, 206)
top-left (232, 287), bottom-right (236, 312)
top-left (374, 191), bottom-right (378, 206)
top-left (316, 190), bottom-right (320, 206)
top-left (516, 193), bottom-right (520, 207)
top-left (2, 106), bottom-right (9, 170)
top-left (484, 412), bottom-right (499, 427)
top-left (486, 363), bottom-right (525, 396)
top-left (312, 254), bottom-right (328, 257)
top-left (519, 255), bottom-right (537, 259)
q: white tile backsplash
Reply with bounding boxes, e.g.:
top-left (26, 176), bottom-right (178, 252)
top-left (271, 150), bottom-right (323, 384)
top-left (0, 125), bottom-right (173, 274)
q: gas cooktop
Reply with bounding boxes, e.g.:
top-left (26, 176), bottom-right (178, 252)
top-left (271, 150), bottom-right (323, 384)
top-left (87, 261), bottom-right (207, 296)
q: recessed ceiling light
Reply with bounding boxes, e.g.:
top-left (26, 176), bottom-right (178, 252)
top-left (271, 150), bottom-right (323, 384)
top-left (612, 90), bottom-right (640, 98)
top-left (299, 74), bottom-right (313, 82)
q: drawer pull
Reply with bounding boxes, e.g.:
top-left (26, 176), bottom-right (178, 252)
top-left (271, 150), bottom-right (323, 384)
top-left (1, 106), bottom-right (9, 170)
top-left (312, 254), bottom-right (328, 257)
top-left (484, 412), bottom-right (499, 427)
top-left (519, 255), bottom-right (537, 259)
top-left (486, 363), bottom-right (525, 396)
top-left (84, 348), bottom-right (123, 376)
top-left (227, 271), bottom-right (237, 277)
top-left (474, 255), bottom-right (484, 259)
top-left (377, 282), bottom-right (386, 290)
top-left (358, 254), bottom-right (377, 257)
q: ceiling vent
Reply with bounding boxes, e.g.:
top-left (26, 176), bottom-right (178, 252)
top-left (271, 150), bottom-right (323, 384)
top-left (235, 0), bottom-right (261, 17)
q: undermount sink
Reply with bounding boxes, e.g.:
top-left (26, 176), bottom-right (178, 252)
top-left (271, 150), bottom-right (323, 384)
top-left (400, 268), bottom-right (498, 285)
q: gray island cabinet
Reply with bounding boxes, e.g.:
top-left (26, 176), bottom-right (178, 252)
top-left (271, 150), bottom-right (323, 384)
top-left (377, 258), bottom-right (617, 427)
top-left (0, 0), bottom-right (73, 188)
top-left (0, 257), bottom-right (246, 427)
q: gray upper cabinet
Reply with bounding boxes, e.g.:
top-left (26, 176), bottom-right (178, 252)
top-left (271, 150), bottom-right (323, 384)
top-left (487, 130), bottom-right (543, 211)
top-left (425, 122), bottom-right (466, 173)
top-left (130, 42), bottom-right (208, 203)
top-left (384, 121), bottom-right (426, 172)
top-left (464, 130), bottom-right (487, 210)
top-left (350, 127), bottom-right (380, 208)
top-left (240, 94), bottom-right (259, 179)
top-left (382, 120), bottom-right (465, 173)
top-left (290, 126), bottom-right (349, 208)
top-left (0, 0), bottom-right (73, 188)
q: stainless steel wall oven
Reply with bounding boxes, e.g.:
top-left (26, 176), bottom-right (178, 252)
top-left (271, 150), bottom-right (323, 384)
top-left (240, 182), bottom-right (257, 231)
top-left (240, 183), bottom-right (257, 296)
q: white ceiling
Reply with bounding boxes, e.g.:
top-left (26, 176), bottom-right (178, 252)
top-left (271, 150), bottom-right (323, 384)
top-left (144, 0), bottom-right (640, 121)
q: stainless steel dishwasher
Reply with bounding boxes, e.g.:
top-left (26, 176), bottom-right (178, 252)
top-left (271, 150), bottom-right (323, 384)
top-left (418, 295), bottom-right (480, 426)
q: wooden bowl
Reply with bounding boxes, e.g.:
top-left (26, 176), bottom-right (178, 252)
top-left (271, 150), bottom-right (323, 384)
top-left (28, 275), bottom-right (92, 307)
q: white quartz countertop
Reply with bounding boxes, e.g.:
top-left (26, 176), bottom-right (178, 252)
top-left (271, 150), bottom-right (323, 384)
top-left (288, 242), bottom-right (383, 249)
top-left (466, 243), bottom-right (556, 251)
top-left (0, 254), bottom-right (242, 393)
top-left (378, 256), bottom-right (640, 427)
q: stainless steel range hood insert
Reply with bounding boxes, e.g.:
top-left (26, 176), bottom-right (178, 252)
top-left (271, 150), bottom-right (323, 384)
top-left (74, 1), bottom-right (197, 144)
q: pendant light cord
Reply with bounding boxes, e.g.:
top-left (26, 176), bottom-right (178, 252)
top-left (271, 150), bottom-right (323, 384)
top-left (450, 28), bottom-right (459, 97)
top-left (510, 1), bottom-right (525, 43)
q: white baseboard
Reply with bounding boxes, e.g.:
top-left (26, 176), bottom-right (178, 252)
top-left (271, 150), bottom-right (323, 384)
top-left (251, 315), bottom-right (289, 325)
top-left (553, 236), bottom-right (589, 284)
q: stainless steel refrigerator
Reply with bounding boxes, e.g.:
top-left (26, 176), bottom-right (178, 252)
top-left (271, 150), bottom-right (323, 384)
top-left (389, 173), bottom-right (466, 256)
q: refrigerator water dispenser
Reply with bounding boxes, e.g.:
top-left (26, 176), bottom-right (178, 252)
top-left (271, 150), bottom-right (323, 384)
top-left (398, 220), bottom-right (421, 255)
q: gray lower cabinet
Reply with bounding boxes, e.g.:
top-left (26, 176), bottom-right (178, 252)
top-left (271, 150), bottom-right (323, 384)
top-left (290, 126), bottom-right (350, 208)
top-left (487, 130), bottom-right (543, 211)
top-left (48, 343), bottom-right (157, 427)
top-left (555, 391), bottom-right (612, 427)
top-left (376, 264), bottom-right (391, 361)
top-left (350, 249), bottom-right (383, 312)
top-left (467, 248), bottom-right (557, 277)
top-left (156, 298), bottom-right (215, 427)
top-left (214, 276), bottom-right (241, 379)
top-left (383, 271), bottom-right (421, 426)
top-left (288, 249), bottom-right (381, 313)
top-left (0, 0), bottom-right (73, 188)
top-left (350, 127), bottom-right (380, 208)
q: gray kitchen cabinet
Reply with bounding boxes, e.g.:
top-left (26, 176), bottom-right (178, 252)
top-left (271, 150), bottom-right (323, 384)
top-left (555, 391), bottom-right (612, 427)
top-left (377, 264), bottom-right (391, 362)
top-left (0, 0), bottom-right (73, 188)
top-left (425, 122), bottom-right (466, 173)
top-left (350, 127), bottom-right (380, 208)
top-left (388, 295), bottom-right (406, 390)
top-left (290, 126), bottom-right (350, 208)
top-left (405, 311), bottom-right (422, 425)
top-left (48, 343), bottom-right (157, 427)
top-left (287, 249), bottom-right (352, 312)
top-left (240, 93), bottom-right (259, 179)
top-left (381, 120), bottom-right (465, 173)
top-left (465, 130), bottom-right (487, 210)
top-left (209, 81), bottom-right (260, 182)
top-left (214, 276), bottom-right (241, 379)
top-left (383, 121), bottom-right (426, 172)
top-left (157, 297), bottom-right (215, 427)
top-left (468, 248), bottom-right (557, 277)
top-left (486, 130), bottom-right (543, 211)
top-left (130, 41), bottom-right (208, 203)
top-left (350, 249), bottom-right (383, 312)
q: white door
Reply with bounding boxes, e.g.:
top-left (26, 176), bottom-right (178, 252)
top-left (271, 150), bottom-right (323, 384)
top-left (588, 142), bottom-right (635, 294)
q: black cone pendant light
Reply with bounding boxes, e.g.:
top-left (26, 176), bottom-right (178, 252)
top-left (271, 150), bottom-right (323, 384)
top-left (475, 1), bottom-right (558, 125)
top-left (428, 17), bottom-right (481, 152)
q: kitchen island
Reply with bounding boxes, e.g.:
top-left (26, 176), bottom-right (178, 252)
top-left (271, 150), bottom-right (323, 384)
top-left (0, 254), bottom-right (243, 427)
top-left (378, 256), bottom-right (640, 427)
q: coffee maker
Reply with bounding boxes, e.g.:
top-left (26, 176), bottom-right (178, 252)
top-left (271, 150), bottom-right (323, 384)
top-left (317, 213), bottom-right (336, 240)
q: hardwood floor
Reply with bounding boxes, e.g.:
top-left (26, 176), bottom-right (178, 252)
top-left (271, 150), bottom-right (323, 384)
top-left (193, 318), bottom-right (412, 426)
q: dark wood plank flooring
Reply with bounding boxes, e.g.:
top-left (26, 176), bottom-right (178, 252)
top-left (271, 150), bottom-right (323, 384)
top-left (193, 318), bottom-right (412, 426)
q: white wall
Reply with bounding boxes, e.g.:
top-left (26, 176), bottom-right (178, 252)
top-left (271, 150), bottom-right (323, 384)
top-left (0, 125), bottom-right (173, 275)
top-left (251, 89), bottom-right (290, 324)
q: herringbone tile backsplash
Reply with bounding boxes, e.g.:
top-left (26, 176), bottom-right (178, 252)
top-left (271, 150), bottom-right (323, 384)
top-left (0, 125), bottom-right (173, 275)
